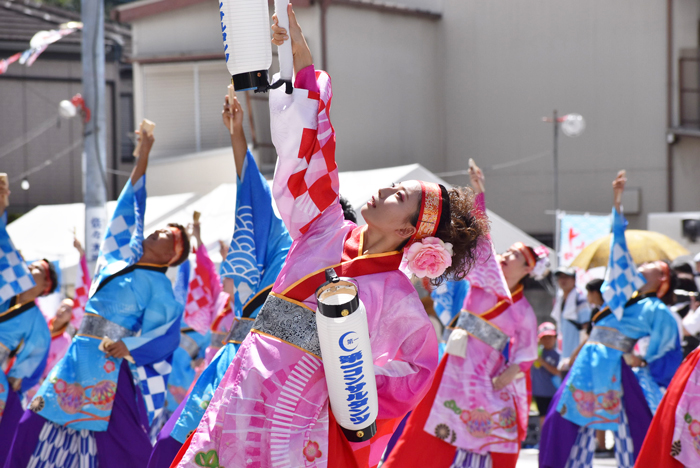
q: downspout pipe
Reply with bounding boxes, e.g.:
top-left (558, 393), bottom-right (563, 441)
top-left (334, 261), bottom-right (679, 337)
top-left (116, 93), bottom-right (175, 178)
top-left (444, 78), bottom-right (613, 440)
top-left (666, 0), bottom-right (674, 212)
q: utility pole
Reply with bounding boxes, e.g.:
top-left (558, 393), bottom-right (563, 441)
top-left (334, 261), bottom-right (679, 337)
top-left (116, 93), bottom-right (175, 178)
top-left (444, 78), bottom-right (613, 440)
top-left (81, 0), bottom-right (108, 270)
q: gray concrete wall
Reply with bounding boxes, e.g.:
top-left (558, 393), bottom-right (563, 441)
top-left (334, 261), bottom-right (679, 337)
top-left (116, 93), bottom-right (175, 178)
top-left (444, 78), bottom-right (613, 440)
top-left (438, 0), bottom-right (671, 234)
top-left (0, 57), bottom-right (132, 214)
top-left (130, 2), bottom-right (223, 58)
top-left (325, 5), bottom-right (444, 173)
top-left (126, 0), bottom-right (700, 236)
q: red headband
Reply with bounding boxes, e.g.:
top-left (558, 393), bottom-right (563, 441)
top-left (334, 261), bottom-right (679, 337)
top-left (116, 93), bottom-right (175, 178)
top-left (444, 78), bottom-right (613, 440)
top-left (168, 226), bottom-right (184, 265)
top-left (512, 242), bottom-right (536, 268)
top-left (40, 260), bottom-right (53, 296)
top-left (409, 181), bottom-right (443, 244)
top-left (656, 261), bottom-right (670, 298)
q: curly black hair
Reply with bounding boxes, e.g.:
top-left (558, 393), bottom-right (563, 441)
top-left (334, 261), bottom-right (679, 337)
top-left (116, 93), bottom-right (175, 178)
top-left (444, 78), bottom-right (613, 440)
top-left (167, 223), bottom-right (191, 266)
top-left (406, 185), bottom-right (489, 287)
top-left (41, 259), bottom-right (59, 296)
top-left (339, 194), bottom-right (357, 223)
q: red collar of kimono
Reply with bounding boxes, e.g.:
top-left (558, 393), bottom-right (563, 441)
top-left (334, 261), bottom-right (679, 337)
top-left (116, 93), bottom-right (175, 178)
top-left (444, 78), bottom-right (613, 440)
top-left (283, 225), bottom-right (403, 303)
top-left (210, 301), bottom-right (232, 332)
top-left (476, 284), bottom-right (525, 322)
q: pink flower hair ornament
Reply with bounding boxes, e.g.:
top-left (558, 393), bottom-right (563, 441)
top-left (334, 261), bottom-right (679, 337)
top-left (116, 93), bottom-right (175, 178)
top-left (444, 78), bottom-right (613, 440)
top-left (401, 237), bottom-right (454, 279)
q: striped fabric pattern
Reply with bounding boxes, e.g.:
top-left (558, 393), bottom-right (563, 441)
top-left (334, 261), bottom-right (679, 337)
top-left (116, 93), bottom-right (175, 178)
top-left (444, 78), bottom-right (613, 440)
top-left (450, 449), bottom-right (493, 468)
top-left (28, 420), bottom-right (97, 468)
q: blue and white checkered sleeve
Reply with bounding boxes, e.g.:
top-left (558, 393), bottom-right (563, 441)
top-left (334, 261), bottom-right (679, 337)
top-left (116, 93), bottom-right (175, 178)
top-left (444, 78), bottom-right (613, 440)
top-left (602, 208), bottom-right (646, 318)
top-left (0, 212), bottom-right (35, 303)
top-left (96, 176), bottom-right (147, 271)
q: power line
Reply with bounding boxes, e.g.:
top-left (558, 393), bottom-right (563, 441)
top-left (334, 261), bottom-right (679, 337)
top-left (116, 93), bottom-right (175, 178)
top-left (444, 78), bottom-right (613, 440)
top-left (0, 116), bottom-right (58, 160)
top-left (436, 151), bottom-right (550, 178)
top-left (10, 139), bottom-right (82, 183)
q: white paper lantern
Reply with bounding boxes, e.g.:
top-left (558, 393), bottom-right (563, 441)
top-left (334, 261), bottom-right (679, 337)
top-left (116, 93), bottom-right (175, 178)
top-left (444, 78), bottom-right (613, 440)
top-left (58, 100), bottom-right (77, 119)
top-left (561, 113), bottom-right (585, 137)
top-left (218, 0), bottom-right (273, 91)
top-left (316, 270), bottom-right (378, 442)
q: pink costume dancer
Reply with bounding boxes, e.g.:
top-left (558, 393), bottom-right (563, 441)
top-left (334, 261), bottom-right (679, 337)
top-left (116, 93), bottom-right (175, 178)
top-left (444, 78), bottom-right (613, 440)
top-left (174, 63), bottom-right (441, 468)
top-left (174, 10), bottom-right (488, 465)
top-left (42, 251), bottom-right (90, 380)
top-left (384, 193), bottom-right (544, 468)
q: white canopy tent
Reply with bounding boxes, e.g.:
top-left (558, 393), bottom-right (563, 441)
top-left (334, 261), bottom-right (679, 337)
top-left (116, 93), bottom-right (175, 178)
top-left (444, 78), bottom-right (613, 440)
top-left (8, 163), bottom-right (552, 291)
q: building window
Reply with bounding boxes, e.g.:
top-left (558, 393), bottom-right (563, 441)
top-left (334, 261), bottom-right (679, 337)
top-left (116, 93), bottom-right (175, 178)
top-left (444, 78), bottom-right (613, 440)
top-left (120, 92), bottom-right (135, 162)
top-left (679, 49), bottom-right (700, 129)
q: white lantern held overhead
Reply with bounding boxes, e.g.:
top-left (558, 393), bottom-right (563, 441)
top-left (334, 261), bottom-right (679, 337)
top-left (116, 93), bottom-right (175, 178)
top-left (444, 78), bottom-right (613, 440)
top-left (218, 0), bottom-right (294, 94)
top-left (316, 269), bottom-right (378, 442)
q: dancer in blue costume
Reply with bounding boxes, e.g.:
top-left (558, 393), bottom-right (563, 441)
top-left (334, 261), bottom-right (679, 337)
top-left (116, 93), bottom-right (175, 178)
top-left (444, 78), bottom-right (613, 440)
top-left (539, 171), bottom-right (682, 468)
top-left (147, 93), bottom-right (293, 468)
top-left (0, 178), bottom-right (58, 466)
top-left (153, 251), bottom-right (209, 435)
top-left (432, 279), bottom-right (469, 359)
top-left (6, 127), bottom-right (191, 468)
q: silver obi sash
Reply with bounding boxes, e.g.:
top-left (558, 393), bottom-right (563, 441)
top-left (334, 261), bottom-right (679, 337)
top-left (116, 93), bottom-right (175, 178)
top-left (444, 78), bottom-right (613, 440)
top-left (589, 326), bottom-right (637, 353)
top-left (210, 332), bottom-right (227, 349)
top-left (225, 317), bottom-right (255, 344)
top-left (77, 313), bottom-right (136, 341)
top-left (251, 294), bottom-right (321, 357)
top-left (180, 333), bottom-right (200, 360)
top-left (445, 311), bottom-right (509, 352)
top-left (0, 343), bottom-right (9, 367)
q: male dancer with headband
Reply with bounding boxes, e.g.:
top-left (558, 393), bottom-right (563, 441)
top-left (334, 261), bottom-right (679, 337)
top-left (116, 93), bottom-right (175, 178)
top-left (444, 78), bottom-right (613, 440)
top-left (0, 178), bottom-right (58, 466)
top-left (6, 128), bottom-right (191, 468)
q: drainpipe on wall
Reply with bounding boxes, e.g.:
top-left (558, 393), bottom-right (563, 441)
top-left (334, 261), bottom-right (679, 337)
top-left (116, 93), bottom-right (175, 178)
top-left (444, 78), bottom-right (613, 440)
top-left (320, 0), bottom-right (329, 70)
top-left (666, 0), bottom-right (674, 212)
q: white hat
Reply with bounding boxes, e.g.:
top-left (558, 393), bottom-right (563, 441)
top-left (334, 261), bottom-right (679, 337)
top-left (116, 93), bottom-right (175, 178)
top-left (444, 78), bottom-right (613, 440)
top-left (694, 252), bottom-right (700, 264)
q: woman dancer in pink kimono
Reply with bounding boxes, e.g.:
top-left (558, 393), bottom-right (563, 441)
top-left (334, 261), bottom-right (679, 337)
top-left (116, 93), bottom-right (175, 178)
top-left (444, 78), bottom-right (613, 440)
top-left (173, 6), bottom-right (488, 468)
top-left (384, 162), bottom-right (546, 468)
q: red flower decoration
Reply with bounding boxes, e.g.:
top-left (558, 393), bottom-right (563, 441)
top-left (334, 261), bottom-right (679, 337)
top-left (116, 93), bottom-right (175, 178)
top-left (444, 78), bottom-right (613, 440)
top-left (54, 379), bottom-right (67, 393)
top-left (303, 440), bottom-right (322, 462)
top-left (499, 392), bottom-right (510, 402)
top-left (689, 419), bottom-right (700, 437)
top-left (103, 360), bottom-right (116, 373)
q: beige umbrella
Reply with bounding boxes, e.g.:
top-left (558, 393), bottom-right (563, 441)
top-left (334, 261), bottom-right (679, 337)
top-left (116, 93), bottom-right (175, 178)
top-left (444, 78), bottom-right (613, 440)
top-left (570, 230), bottom-right (690, 270)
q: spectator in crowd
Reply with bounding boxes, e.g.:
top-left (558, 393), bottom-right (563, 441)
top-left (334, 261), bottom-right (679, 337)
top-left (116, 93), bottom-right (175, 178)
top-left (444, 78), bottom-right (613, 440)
top-left (531, 322), bottom-right (560, 431)
top-left (550, 266), bottom-right (590, 368)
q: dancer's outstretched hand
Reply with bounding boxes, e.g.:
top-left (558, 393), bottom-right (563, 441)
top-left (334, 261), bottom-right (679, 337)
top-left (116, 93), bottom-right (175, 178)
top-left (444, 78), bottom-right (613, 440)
top-left (272, 4), bottom-right (312, 73)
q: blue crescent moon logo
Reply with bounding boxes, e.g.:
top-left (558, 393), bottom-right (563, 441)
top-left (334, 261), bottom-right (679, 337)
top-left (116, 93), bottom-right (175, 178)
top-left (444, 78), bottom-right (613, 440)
top-left (339, 331), bottom-right (359, 352)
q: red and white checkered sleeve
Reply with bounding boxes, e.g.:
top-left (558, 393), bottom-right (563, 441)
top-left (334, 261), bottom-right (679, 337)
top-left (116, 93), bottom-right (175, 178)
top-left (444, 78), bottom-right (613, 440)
top-left (269, 69), bottom-right (339, 240)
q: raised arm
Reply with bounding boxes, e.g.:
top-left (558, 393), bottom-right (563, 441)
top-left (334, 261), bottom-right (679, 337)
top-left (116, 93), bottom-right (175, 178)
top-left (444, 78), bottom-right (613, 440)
top-left (0, 176), bottom-right (9, 216)
top-left (612, 170), bottom-right (626, 214)
top-left (272, 5), bottom-right (313, 75)
top-left (268, 5), bottom-right (339, 239)
top-left (130, 126), bottom-right (155, 185)
top-left (222, 94), bottom-right (247, 178)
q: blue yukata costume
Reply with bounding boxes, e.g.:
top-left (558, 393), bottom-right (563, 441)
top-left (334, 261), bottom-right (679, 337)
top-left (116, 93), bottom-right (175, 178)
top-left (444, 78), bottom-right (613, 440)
top-left (163, 261), bottom-right (210, 421)
top-left (539, 207), bottom-right (682, 468)
top-left (165, 323), bottom-right (209, 418)
top-left (147, 151), bottom-right (292, 468)
top-left (432, 279), bottom-right (469, 359)
top-left (5, 176), bottom-right (184, 468)
top-left (0, 212), bottom-right (51, 466)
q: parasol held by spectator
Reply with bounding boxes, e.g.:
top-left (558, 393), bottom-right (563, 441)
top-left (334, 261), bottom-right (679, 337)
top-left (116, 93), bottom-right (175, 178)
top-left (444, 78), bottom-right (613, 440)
top-left (570, 230), bottom-right (689, 270)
